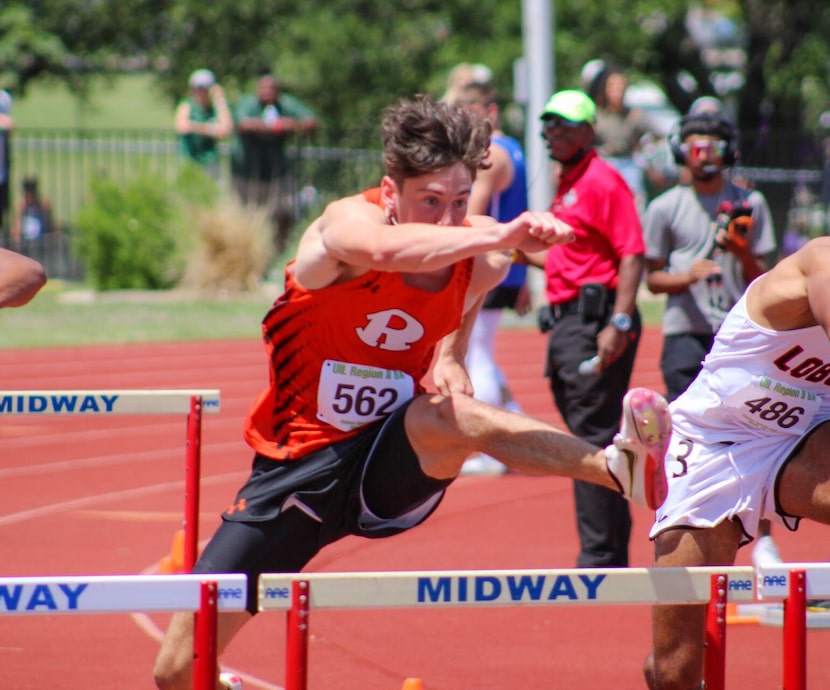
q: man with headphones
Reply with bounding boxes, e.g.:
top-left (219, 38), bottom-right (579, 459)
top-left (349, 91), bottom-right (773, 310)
top-left (643, 96), bottom-right (777, 401)
top-left (644, 96), bottom-right (783, 584)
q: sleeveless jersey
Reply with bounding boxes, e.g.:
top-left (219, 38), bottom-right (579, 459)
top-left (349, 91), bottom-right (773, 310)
top-left (243, 188), bottom-right (475, 461)
top-left (673, 286), bottom-right (830, 444)
top-left (180, 98), bottom-right (219, 164)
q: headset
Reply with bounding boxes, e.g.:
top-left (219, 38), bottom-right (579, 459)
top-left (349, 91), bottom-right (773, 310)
top-left (668, 113), bottom-right (740, 168)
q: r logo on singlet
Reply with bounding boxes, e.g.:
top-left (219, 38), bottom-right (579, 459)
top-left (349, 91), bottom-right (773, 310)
top-left (356, 309), bottom-right (425, 351)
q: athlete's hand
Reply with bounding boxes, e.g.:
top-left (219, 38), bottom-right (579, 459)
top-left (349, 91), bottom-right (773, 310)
top-left (431, 357), bottom-right (473, 397)
top-left (502, 212), bottom-right (574, 254)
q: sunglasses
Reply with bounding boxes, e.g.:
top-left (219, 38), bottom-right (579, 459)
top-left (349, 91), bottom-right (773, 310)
top-left (681, 140), bottom-right (727, 158)
top-left (542, 116), bottom-right (584, 130)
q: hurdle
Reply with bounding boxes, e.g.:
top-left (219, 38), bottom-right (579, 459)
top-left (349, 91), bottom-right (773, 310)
top-left (0, 573), bottom-right (247, 689)
top-left (756, 563), bottom-right (830, 690)
top-left (259, 566), bottom-right (755, 690)
top-left (0, 389), bottom-right (221, 571)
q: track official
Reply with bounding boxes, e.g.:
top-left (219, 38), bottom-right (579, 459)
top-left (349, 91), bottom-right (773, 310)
top-left (524, 90), bottom-right (646, 567)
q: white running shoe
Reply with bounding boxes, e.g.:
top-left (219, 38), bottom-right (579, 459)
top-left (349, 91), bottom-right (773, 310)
top-left (752, 535), bottom-right (782, 568)
top-left (606, 387), bottom-right (672, 510)
top-left (460, 453), bottom-right (508, 476)
top-left (219, 672), bottom-right (243, 690)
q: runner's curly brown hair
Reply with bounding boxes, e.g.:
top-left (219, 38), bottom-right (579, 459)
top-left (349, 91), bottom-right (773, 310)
top-left (380, 95), bottom-right (492, 187)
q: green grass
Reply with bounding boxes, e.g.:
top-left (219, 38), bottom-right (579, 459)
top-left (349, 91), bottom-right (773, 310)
top-left (13, 73), bottom-right (175, 130)
top-left (0, 281), bottom-right (270, 348)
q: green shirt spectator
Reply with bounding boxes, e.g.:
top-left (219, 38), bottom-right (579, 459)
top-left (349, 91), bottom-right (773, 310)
top-left (174, 69), bottom-right (233, 177)
top-left (230, 73), bottom-right (319, 252)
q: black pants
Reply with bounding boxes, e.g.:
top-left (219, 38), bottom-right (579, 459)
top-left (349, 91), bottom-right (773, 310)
top-left (660, 332), bottom-right (715, 402)
top-left (545, 308), bottom-right (641, 567)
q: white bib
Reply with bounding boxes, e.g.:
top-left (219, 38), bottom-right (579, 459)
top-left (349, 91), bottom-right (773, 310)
top-left (724, 373), bottom-right (820, 435)
top-left (317, 359), bottom-right (415, 432)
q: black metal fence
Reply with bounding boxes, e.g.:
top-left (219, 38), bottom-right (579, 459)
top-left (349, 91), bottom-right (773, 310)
top-left (3, 127), bottom-right (827, 281)
top-left (2, 128), bottom-right (385, 280)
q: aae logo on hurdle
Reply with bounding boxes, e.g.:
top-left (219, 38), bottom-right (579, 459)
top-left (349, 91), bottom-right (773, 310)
top-left (258, 567), bottom-right (756, 612)
top-left (757, 563), bottom-right (830, 600)
top-left (0, 389), bottom-right (221, 415)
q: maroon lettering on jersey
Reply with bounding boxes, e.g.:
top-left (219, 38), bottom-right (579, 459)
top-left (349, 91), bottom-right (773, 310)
top-left (774, 345), bottom-right (830, 385)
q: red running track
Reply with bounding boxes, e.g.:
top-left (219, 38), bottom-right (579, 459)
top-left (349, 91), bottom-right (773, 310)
top-left (1, 326), bottom-right (829, 689)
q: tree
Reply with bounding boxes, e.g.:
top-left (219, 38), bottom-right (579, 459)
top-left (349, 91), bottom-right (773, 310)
top-left (3, 0), bottom-right (829, 157)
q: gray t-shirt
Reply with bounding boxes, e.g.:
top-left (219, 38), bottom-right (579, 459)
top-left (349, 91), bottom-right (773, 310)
top-left (644, 181), bottom-right (777, 335)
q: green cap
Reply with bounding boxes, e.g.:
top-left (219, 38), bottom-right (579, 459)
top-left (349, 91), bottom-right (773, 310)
top-left (540, 90), bottom-right (596, 125)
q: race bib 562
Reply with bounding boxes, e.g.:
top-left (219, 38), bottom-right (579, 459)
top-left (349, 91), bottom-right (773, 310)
top-left (317, 359), bottom-right (414, 432)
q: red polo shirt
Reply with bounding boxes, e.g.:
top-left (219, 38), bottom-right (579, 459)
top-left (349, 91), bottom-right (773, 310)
top-left (544, 149), bottom-right (644, 305)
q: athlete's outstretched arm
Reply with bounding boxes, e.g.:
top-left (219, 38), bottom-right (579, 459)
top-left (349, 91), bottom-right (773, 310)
top-left (0, 249), bottom-right (46, 308)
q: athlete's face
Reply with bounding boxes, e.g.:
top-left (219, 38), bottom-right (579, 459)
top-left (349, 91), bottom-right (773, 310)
top-left (387, 162), bottom-right (473, 226)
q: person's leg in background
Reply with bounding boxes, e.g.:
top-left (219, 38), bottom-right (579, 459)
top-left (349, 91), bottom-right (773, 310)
top-left (461, 307), bottom-right (509, 475)
top-left (547, 311), bottom-right (641, 566)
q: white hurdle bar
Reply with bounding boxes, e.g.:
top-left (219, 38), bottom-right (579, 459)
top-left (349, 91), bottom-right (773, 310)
top-left (0, 573), bottom-right (247, 690)
top-left (260, 567), bottom-right (755, 690)
top-left (0, 389), bottom-right (221, 571)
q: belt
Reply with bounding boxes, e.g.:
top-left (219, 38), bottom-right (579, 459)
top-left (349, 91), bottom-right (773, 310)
top-left (549, 299), bottom-right (581, 320)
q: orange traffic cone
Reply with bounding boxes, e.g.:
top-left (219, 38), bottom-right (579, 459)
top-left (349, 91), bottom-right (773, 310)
top-left (401, 679), bottom-right (424, 690)
top-left (158, 529), bottom-right (186, 574)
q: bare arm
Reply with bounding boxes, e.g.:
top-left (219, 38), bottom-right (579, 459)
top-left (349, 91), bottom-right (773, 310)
top-left (294, 194), bottom-right (573, 290)
top-left (209, 85), bottom-right (233, 138)
top-left (0, 249), bottom-right (46, 308)
top-left (173, 101), bottom-right (194, 134)
top-left (594, 253), bottom-right (644, 368)
top-left (175, 88), bottom-right (233, 139)
top-left (645, 256), bottom-right (722, 295)
top-left (431, 292), bottom-right (487, 396)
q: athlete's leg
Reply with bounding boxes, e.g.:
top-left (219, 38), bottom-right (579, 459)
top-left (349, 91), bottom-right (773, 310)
top-left (644, 521), bottom-right (742, 690)
top-left (401, 388), bottom-right (670, 507)
top-left (777, 421), bottom-right (830, 525)
top-left (154, 611), bottom-right (250, 690)
top-left (154, 512), bottom-right (325, 689)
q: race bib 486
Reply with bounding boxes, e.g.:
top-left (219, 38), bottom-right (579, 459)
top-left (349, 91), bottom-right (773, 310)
top-left (725, 374), bottom-right (819, 435)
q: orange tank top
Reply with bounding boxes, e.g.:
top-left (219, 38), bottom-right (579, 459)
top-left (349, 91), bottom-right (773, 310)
top-left (243, 188), bottom-right (475, 461)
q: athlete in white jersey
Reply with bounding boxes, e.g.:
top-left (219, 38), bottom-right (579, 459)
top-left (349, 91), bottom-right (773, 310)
top-left (645, 236), bottom-right (830, 689)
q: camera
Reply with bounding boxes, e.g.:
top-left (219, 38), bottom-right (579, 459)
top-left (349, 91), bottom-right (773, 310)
top-left (715, 201), bottom-right (753, 248)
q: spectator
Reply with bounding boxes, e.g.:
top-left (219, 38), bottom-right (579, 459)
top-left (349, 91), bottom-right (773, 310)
top-left (590, 63), bottom-right (655, 215)
top-left (0, 247), bottom-right (46, 308)
top-left (230, 72), bottom-right (319, 253)
top-left (644, 236), bottom-right (830, 689)
top-left (448, 78), bottom-right (531, 476)
top-left (153, 95), bottom-right (670, 690)
top-left (523, 90), bottom-right (646, 568)
top-left (644, 95), bottom-right (779, 568)
top-left (644, 97), bottom-right (777, 400)
top-left (174, 69), bottom-right (233, 180)
top-left (11, 176), bottom-right (53, 251)
top-left (0, 90), bottom-right (13, 239)
top-left (440, 62), bottom-right (494, 104)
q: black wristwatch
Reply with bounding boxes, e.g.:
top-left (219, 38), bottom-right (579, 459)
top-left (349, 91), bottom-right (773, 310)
top-left (610, 312), bottom-right (632, 333)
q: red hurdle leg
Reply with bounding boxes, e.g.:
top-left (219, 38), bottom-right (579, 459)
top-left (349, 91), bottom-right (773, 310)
top-left (285, 580), bottom-right (310, 690)
top-left (703, 573), bottom-right (728, 690)
top-left (184, 395), bottom-right (203, 572)
top-left (783, 569), bottom-right (807, 690)
top-left (193, 580), bottom-right (218, 690)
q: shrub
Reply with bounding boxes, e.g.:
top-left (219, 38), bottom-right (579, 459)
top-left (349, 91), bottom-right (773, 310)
top-left (179, 196), bottom-right (273, 294)
top-left (74, 172), bottom-right (185, 290)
